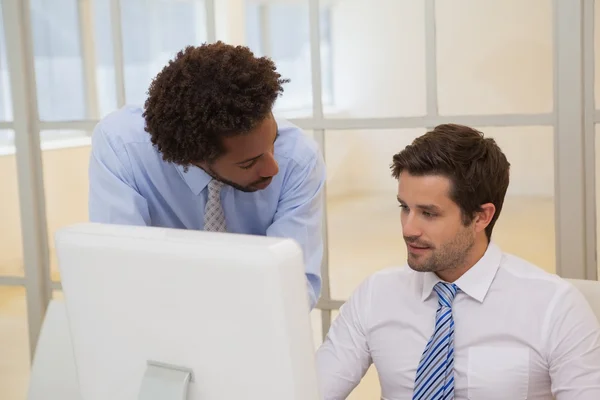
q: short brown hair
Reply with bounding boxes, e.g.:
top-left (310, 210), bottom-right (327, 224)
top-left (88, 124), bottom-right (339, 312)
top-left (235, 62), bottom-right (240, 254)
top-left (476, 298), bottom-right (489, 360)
top-left (143, 41), bottom-right (289, 166)
top-left (390, 124), bottom-right (510, 240)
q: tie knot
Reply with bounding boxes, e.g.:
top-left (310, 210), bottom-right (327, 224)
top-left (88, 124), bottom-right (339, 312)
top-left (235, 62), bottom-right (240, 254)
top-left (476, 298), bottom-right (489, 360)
top-left (208, 179), bottom-right (224, 195)
top-left (433, 282), bottom-right (459, 308)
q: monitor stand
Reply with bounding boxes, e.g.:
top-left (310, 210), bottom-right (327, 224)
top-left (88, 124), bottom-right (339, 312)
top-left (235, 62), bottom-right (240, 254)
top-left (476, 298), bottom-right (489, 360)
top-left (138, 360), bottom-right (194, 400)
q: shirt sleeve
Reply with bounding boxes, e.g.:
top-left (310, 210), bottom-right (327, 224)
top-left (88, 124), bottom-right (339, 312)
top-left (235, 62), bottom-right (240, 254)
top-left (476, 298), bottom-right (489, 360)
top-left (88, 123), bottom-right (151, 226)
top-left (266, 147), bottom-right (326, 310)
top-left (547, 282), bottom-right (600, 399)
top-left (315, 277), bottom-right (373, 399)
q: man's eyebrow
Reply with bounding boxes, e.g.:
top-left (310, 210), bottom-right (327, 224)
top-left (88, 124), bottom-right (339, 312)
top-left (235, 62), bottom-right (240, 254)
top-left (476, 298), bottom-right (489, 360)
top-left (396, 197), bottom-right (441, 212)
top-left (234, 131), bottom-right (279, 165)
top-left (236, 154), bottom-right (262, 165)
top-left (417, 204), bottom-right (441, 212)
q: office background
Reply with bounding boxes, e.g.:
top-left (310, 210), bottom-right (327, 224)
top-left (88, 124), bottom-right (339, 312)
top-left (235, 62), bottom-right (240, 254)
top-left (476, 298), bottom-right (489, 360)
top-left (0, 0), bottom-right (599, 398)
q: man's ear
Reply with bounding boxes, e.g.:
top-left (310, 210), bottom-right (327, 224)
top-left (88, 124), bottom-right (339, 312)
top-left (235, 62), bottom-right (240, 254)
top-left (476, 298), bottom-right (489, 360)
top-left (474, 203), bottom-right (496, 233)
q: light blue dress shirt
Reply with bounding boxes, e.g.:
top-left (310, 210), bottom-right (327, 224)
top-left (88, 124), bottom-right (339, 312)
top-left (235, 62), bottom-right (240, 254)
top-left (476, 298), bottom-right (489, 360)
top-left (88, 106), bottom-right (325, 308)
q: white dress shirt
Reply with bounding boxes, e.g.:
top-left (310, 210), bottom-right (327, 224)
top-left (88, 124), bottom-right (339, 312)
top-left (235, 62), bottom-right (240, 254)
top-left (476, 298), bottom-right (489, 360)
top-left (316, 242), bottom-right (600, 400)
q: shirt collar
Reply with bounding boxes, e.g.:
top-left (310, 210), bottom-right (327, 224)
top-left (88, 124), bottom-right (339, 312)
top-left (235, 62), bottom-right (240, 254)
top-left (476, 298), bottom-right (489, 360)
top-left (176, 164), bottom-right (212, 195)
top-left (420, 241), bottom-right (502, 303)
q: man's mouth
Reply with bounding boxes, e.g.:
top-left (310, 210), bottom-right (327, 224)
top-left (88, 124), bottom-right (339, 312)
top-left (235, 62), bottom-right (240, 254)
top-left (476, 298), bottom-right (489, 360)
top-left (407, 243), bottom-right (431, 253)
top-left (253, 177), bottom-right (272, 189)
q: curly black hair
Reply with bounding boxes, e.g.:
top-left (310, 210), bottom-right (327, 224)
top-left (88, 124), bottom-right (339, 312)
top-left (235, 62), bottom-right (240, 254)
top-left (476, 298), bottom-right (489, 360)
top-left (143, 41), bottom-right (289, 165)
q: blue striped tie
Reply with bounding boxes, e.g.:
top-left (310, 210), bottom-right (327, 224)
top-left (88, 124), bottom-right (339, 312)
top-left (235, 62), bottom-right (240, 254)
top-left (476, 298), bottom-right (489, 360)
top-left (412, 282), bottom-right (459, 400)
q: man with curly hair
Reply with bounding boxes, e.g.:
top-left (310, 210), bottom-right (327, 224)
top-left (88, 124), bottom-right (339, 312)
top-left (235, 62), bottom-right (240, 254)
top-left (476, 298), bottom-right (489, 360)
top-left (88, 42), bottom-right (325, 309)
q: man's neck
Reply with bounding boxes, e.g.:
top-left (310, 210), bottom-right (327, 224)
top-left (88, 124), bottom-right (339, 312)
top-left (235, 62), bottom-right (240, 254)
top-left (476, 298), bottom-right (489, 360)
top-left (436, 237), bottom-right (489, 283)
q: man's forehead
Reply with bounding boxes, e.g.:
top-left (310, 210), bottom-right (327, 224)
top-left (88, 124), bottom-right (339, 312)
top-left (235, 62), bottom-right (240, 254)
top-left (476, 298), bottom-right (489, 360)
top-left (221, 119), bottom-right (277, 162)
top-left (398, 172), bottom-right (451, 191)
top-left (398, 173), bottom-right (452, 203)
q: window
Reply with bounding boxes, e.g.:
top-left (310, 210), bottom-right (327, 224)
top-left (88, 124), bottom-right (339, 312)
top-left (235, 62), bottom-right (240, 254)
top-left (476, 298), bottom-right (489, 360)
top-left (119, 0), bottom-right (208, 107)
top-left (22, 0), bottom-right (334, 141)
top-left (30, 0), bottom-right (87, 121)
top-left (243, 1), bottom-right (333, 116)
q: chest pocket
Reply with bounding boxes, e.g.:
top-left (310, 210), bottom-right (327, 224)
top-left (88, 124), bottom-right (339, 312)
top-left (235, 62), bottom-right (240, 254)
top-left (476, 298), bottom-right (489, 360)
top-left (467, 346), bottom-right (529, 400)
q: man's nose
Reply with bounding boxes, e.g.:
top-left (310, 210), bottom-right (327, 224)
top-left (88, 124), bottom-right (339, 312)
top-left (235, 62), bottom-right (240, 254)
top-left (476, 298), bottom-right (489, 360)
top-left (259, 153), bottom-right (279, 177)
top-left (402, 213), bottom-right (422, 238)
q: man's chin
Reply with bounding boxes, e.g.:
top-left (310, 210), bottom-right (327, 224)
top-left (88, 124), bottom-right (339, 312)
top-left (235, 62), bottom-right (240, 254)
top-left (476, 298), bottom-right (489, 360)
top-left (252, 177), bottom-right (273, 190)
top-left (219, 178), bottom-right (272, 193)
top-left (229, 184), bottom-right (256, 193)
top-left (218, 179), bottom-right (257, 193)
top-left (407, 263), bottom-right (425, 272)
top-left (407, 258), bottom-right (432, 273)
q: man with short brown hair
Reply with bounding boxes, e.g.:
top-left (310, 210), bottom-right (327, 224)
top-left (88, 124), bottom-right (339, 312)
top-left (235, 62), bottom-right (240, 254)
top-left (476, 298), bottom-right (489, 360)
top-left (315, 124), bottom-right (600, 399)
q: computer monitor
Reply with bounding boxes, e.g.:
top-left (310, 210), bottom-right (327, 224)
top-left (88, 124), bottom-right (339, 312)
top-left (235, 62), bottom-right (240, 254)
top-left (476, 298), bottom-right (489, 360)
top-left (55, 223), bottom-right (321, 400)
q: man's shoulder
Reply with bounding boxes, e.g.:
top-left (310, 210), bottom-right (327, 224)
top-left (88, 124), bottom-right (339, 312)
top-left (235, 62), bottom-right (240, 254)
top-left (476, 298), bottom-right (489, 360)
top-left (354, 265), bottom-right (414, 293)
top-left (499, 251), bottom-right (570, 288)
top-left (495, 250), bottom-right (583, 311)
top-left (371, 265), bottom-right (413, 279)
top-left (92, 105), bottom-right (152, 151)
top-left (274, 117), bottom-right (321, 167)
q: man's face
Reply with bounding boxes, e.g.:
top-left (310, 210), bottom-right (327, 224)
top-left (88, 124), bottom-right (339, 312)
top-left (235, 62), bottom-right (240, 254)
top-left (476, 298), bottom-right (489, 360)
top-left (397, 172), bottom-right (477, 276)
top-left (198, 115), bottom-right (280, 192)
